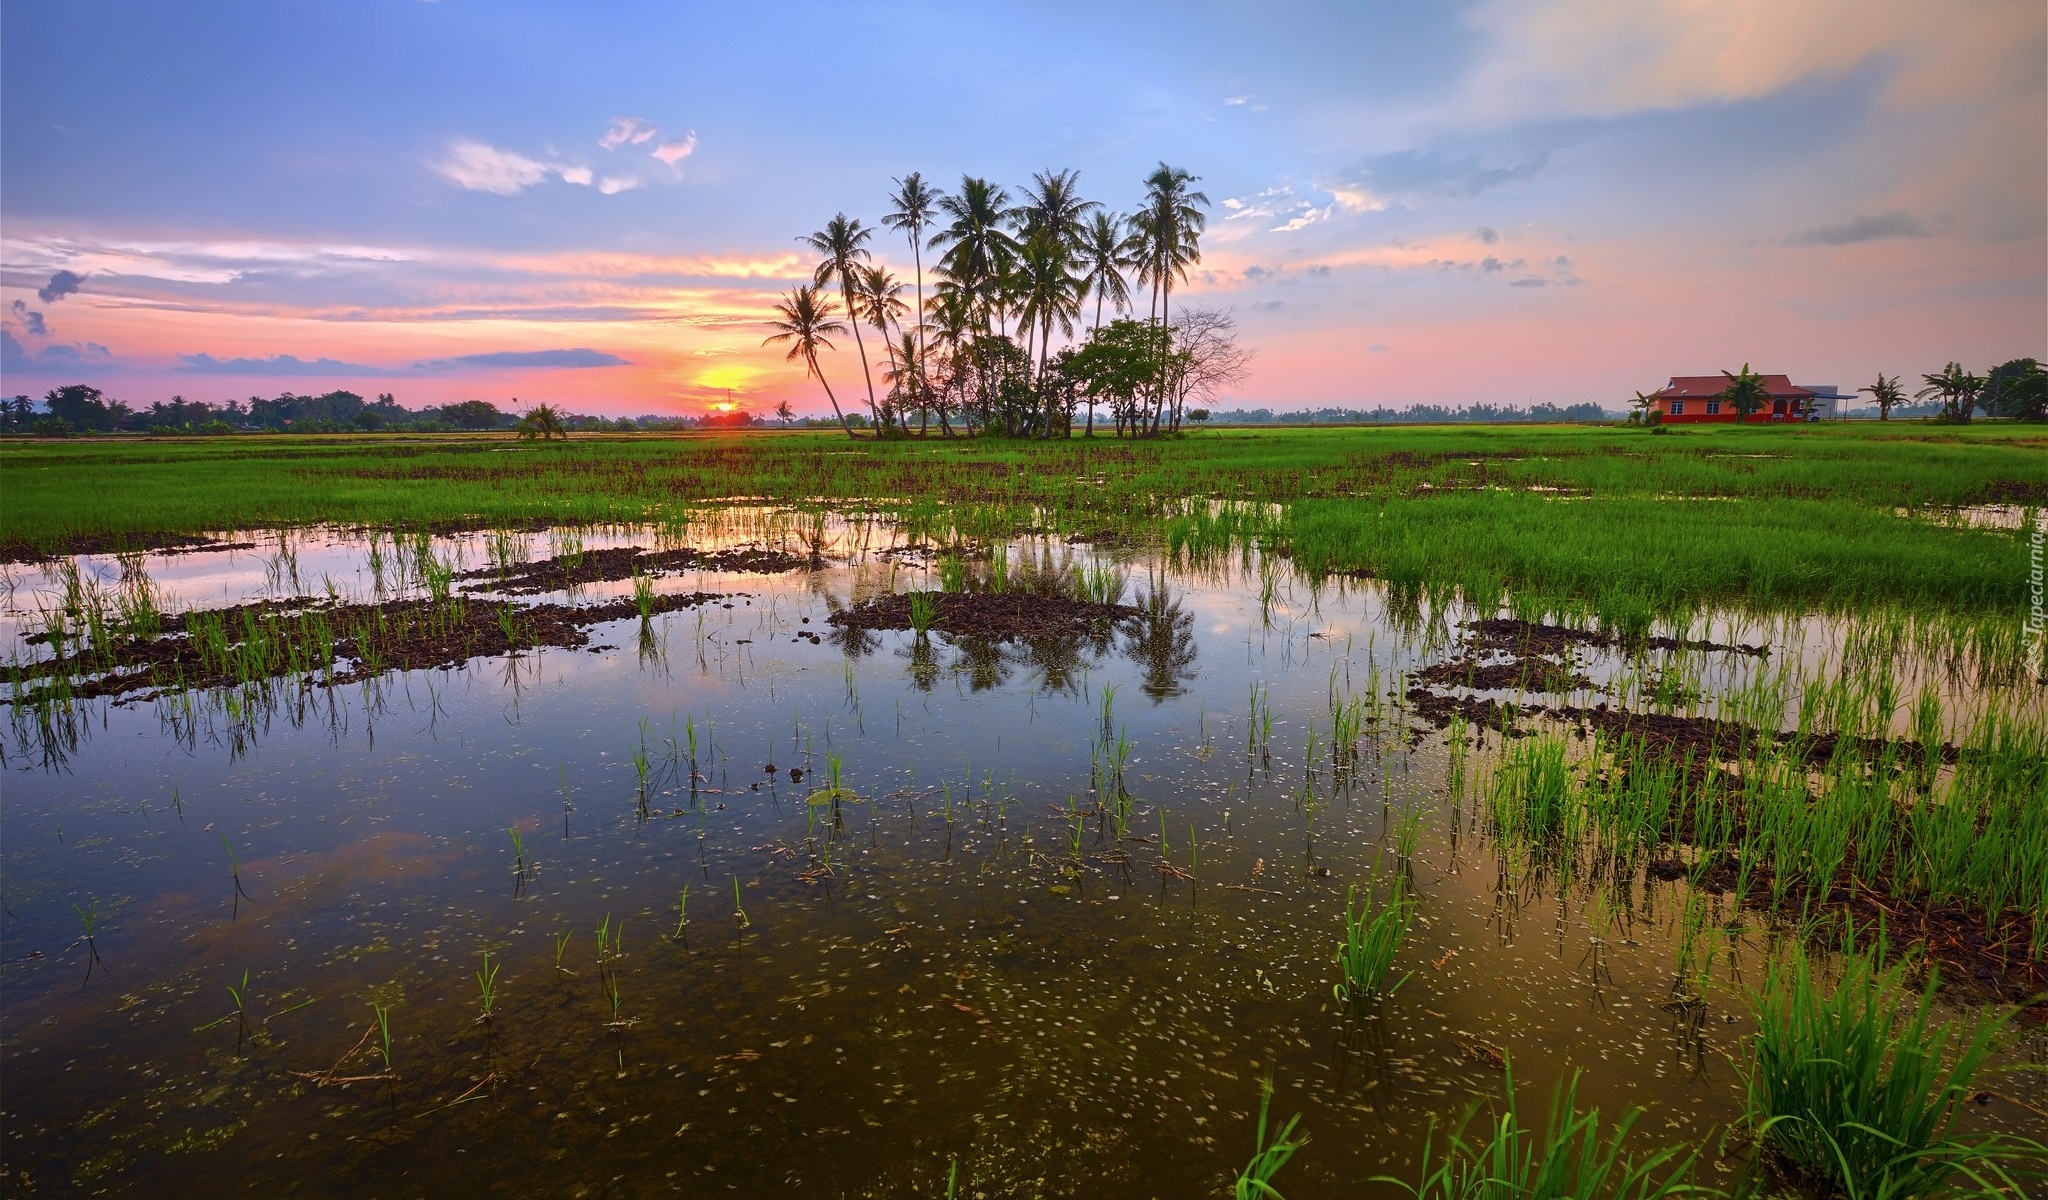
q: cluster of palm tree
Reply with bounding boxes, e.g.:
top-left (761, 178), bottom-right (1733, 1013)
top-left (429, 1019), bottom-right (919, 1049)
top-left (765, 163), bottom-right (1218, 438)
top-left (1860, 360), bottom-right (2046, 422)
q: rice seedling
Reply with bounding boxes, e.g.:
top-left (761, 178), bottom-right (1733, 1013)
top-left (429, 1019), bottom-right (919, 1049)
top-left (474, 949), bottom-right (500, 1023)
top-left (1741, 936), bottom-right (2043, 1199)
top-left (1334, 873), bottom-right (1414, 1003)
top-left (632, 568), bottom-right (656, 620)
top-left (672, 884), bottom-right (690, 939)
top-left (732, 875), bottom-right (750, 928)
top-left (506, 826), bottom-right (527, 873)
top-left (1370, 1059), bottom-right (1706, 1200)
top-left (221, 831), bottom-right (253, 907)
top-left (371, 1001), bottom-right (393, 1071)
top-left (1233, 1070), bottom-right (1307, 1200)
top-left (1392, 801), bottom-right (1426, 863)
top-left (554, 930), bottom-right (574, 973)
top-left (987, 546), bottom-right (1009, 594)
top-left (908, 590), bottom-right (936, 634)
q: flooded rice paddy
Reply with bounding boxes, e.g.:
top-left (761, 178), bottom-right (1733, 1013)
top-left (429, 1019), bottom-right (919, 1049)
top-left (2, 510), bottom-right (2042, 1197)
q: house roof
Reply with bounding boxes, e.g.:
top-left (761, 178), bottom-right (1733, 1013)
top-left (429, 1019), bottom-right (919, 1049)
top-left (1652, 374), bottom-right (1814, 400)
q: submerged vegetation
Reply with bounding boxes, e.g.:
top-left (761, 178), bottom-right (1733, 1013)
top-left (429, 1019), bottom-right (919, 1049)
top-left (2, 425), bottom-right (2043, 1197)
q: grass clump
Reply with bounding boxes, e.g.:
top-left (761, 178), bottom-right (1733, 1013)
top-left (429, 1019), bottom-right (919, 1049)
top-left (1334, 873), bottom-right (1415, 1003)
top-left (1742, 937), bottom-right (2043, 1199)
top-left (1372, 1060), bottom-right (1707, 1199)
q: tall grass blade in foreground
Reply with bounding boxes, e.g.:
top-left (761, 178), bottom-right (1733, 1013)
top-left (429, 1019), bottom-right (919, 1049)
top-left (1372, 1059), bottom-right (1706, 1199)
top-left (1742, 937), bottom-right (2042, 1199)
top-left (1234, 1070), bottom-right (1306, 1199)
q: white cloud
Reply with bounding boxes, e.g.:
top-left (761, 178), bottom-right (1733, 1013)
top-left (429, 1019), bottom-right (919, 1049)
top-left (597, 176), bottom-right (639, 196)
top-left (434, 140), bottom-right (553, 195)
top-left (1272, 205), bottom-right (1333, 233)
top-left (1224, 95), bottom-right (1251, 106)
top-left (653, 132), bottom-right (697, 166)
top-left (560, 166), bottom-right (594, 187)
top-left (599, 117), bottom-right (659, 150)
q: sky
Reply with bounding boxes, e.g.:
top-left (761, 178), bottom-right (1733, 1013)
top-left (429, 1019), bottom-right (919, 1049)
top-left (2, 0), bottom-right (2043, 418)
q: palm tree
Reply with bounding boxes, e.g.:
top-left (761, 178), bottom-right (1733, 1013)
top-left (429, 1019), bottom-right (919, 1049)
top-left (517, 402), bottom-right (567, 440)
top-left (857, 264), bottom-right (910, 428)
top-left (930, 177), bottom-right (1017, 333)
top-left (1916, 362), bottom-right (1984, 423)
top-left (1016, 235), bottom-right (1084, 386)
top-left (1857, 373), bottom-right (1904, 421)
top-left (1136, 163), bottom-right (1209, 433)
top-left (1015, 169), bottom-right (1099, 253)
top-left (800, 215), bottom-right (880, 427)
top-left (884, 173), bottom-right (941, 409)
top-left (1628, 390), bottom-right (1659, 425)
top-left (1079, 211), bottom-right (1135, 332)
top-left (1716, 364), bottom-right (1770, 421)
top-left (762, 284), bottom-right (855, 439)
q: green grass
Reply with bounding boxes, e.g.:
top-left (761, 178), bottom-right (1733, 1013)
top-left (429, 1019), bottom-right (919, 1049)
top-left (1, 425), bottom-right (2039, 618)
top-left (1371, 1060), bottom-right (1708, 1199)
top-left (1743, 938), bottom-right (2042, 1199)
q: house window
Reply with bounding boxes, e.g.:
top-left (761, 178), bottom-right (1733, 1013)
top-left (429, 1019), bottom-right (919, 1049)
top-left (1705, 400), bottom-right (1720, 415)
top-left (1670, 400), bottom-right (1685, 415)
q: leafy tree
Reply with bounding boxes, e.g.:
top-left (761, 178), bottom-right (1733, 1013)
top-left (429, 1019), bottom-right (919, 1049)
top-left (1716, 364), bottom-right (1770, 420)
top-left (762, 284), bottom-right (855, 438)
top-left (801, 214), bottom-right (882, 428)
top-left (1627, 390), bottom-right (1660, 425)
top-left (44, 384), bottom-right (129, 432)
top-left (1857, 373), bottom-right (1905, 421)
top-left (439, 400), bottom-right (504, 430)
top-left (1070, 319), bottom-right (1171, 437)
top-left (1981, 358), bottom-right (2046, 421)
top-left (774, 398), bottom-right (795, 427)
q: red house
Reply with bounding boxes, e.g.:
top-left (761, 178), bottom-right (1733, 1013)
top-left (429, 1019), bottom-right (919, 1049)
top-left (1650, 374), bottom-right (1815, 423)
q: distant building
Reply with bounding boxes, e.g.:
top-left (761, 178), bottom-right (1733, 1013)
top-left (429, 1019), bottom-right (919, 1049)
top-left (1793, 385), bottom-right (1846, 419)
top-left (1649, 374), bottom-right (1818, 423)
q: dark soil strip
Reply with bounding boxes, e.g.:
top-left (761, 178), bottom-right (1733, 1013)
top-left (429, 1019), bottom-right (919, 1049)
top-left (458, 545), bottom-right (810, 594)
top-left (7, 590), bottom-right (734, 704)
top-left (0, 532), bottom-right (258, 563)
top-left (828, 591), bottom-right (1143, 641)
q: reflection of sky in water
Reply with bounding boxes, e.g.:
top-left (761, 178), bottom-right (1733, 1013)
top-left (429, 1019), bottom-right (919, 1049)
top-left (2, 516), bottom-right (2040, 1196)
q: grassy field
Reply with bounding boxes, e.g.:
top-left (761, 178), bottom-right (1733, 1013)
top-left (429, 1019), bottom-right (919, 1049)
top-left (3, 423), bottom-right (2041, 620)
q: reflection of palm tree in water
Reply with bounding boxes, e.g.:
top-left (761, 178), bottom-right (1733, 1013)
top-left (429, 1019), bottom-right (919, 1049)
top-left (902, 634), bottom-right (940, 692)
top-left (953, 635), bottom-right (1015, 692)
top-left (1122, 582), bottom-right (1197, 700)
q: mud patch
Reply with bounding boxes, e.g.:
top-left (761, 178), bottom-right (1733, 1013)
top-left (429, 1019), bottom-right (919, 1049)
top-left (458, 545), bottom-right (809, 594)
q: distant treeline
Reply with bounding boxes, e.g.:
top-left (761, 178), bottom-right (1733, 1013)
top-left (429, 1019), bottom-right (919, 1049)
top-left (0, 386), bottom-right (842, 436)
top-left (1202, 402), bottom-right (1613, 425)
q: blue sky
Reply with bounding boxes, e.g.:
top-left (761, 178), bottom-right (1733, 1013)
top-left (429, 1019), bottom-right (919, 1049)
top-left (3, 0), bottom-right (2042, 414)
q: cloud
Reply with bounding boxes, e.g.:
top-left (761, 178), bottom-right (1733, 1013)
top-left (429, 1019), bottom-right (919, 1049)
top-left (434, 140), bottom-right (555, 195)
top-left (653, 132), bottom-right (697, 166)
top-left (1243, 264), bottom-right (1272, 282)
top-left (38, 269), bottom-right (86, 303)
top-left (1224, 95), bottom-right (1251, 107)
top-left (10, 300), bottom-right (48, 336)
top-left (1476, 226), bottom-right (1500, 244)
top-left (179, 352), bottom-right (381, 375)
top-left (560, 166), bottom-right (594, 187)
top-left (1508, 276), bottom-right (1550, 287)
top-left (600, 117), bottom-right (659, 150)
top-left (412, 348), bottom-right (630, 371)
top-left (1782, 209), bottom-right (1947, 246)
top-left (1326, 150), bottom-right (1548, 210)
top-left (1369, 343), bottom-right (1390, 354)
top-left (3, 330), bottom-right (114, 374)
top-left (596, 176), bottom-right (639, 196)
top-left (1273, 205), bottom-right (1333, 232)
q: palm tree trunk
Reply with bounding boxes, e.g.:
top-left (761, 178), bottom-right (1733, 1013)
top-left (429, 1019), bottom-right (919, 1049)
top-left (839, 278), bottom-right (880, 428)
top-left (809, 351), bottom-right (857, 439)
top-left (912, 229), bottom-right (928, 437)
